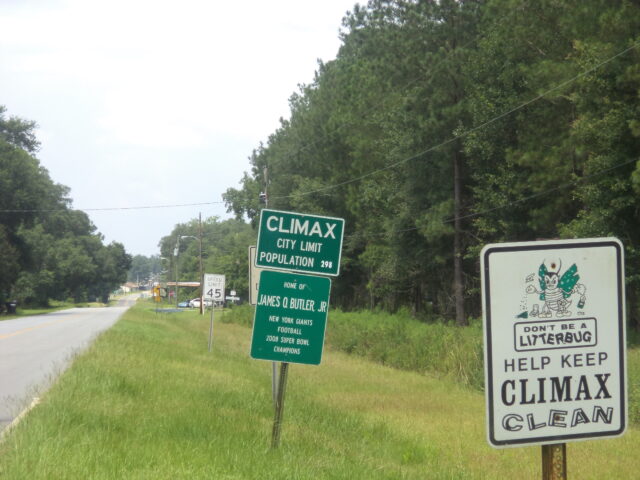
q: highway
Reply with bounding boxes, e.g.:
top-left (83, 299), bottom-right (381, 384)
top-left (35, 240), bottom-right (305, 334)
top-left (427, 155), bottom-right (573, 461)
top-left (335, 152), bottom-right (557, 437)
top-left (0, 296), bottom-right (137, 431)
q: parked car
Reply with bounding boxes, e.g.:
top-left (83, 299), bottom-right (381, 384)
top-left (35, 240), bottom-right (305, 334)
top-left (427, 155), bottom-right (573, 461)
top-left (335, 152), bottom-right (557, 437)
top-left (189, 298), bottom-right (201, 308)
top-left (177, 301), bottom-right (190, 308)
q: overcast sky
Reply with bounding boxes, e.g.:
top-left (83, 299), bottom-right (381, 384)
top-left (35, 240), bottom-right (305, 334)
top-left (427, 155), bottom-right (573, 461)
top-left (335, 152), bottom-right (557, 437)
top-left (0, 0), bottom-right (356, 256)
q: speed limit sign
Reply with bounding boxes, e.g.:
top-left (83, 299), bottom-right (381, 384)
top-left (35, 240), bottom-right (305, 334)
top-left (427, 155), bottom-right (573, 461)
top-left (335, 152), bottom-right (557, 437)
top-left (204, 274), bottom-right (225, 302)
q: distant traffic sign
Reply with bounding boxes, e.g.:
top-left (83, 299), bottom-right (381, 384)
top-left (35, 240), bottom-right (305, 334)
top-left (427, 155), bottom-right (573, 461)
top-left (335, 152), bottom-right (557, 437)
top-left (248, 246), bottom-right (264, 305)
top-left (250, 270), bottom-right (331, 365)
top-left (203, 274), bottom-right (225, 303)
top-left (481, 238), bottom-right (626, 448)
top-left (255, 209), bottom-right (344, 276)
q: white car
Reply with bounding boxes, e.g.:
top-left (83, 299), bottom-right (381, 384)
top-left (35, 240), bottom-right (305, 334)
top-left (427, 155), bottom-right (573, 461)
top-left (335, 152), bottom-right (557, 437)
top-left (188, 298), bottom-right (214, 308)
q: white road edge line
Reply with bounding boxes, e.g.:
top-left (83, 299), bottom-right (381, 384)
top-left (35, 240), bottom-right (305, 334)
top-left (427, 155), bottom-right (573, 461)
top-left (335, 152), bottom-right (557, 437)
top-left (0, 396), bottom-right (40, 441)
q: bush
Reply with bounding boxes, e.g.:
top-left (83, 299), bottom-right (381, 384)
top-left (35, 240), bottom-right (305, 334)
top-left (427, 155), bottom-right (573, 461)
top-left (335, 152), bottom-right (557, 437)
top-left (326, 310), bottom-right (484, 390)
top-left (219, 303), bottom-right (253, 327)
top-left (221, 304), bottom-right (640, 424)
top-left (221, 304), bottom-right (484, 390)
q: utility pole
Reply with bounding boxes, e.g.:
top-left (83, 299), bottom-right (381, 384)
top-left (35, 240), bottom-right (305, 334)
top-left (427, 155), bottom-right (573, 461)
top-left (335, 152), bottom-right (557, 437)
top-left (262, 165), bottom-right (278, 408)
top-left (174, 236), bottom-right (180, 307)
top-left (175, 234), bottom-right (198, 308)
top-left (199, 213), bottom-right (204, 315)
top-left (453, 146), bottom-right (466, 326)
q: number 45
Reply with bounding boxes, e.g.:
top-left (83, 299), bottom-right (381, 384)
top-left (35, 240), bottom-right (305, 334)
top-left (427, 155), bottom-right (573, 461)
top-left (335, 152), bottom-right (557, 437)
top-left (207, 288), bottom-right (222, 299)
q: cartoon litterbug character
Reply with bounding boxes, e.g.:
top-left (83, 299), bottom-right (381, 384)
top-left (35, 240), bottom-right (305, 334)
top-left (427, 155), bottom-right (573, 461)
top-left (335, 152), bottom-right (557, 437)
top-left (526, 260), bottom-right (586, 318)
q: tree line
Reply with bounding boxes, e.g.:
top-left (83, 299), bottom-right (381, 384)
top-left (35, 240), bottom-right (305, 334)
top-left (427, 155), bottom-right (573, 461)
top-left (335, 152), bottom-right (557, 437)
top-left (127, 255), bottom-right (163, 285)
top-left (157, 217), bottom-right (255, 302)
top-left (222, 0), bottom-right (640, 328)
top-left (0, 106), bottom-right (131, 307)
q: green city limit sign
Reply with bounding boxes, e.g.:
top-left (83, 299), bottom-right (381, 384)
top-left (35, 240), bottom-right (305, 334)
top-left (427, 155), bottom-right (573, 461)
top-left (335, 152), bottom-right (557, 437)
top-left (255, 209), bottom-right (345, 277)
top-left (251, 270), bottom-right (331, 365)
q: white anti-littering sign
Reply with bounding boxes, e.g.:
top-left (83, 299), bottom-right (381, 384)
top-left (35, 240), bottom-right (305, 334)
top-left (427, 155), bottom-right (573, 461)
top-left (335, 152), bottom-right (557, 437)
top-left (481, 238), bottom-right (626, 448)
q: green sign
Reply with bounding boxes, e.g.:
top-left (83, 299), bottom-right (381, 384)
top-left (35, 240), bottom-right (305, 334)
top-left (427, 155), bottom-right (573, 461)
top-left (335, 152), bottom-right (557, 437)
top-left (250, 270), bottom-right (331, 365)
top-left (255, 209), bottom-right (345, 276)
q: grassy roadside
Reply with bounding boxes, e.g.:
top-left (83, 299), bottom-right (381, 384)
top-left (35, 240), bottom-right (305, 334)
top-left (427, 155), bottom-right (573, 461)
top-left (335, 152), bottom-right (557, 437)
top-left (0, 293), bottom-right (144, 321)
top-left (0, 300), bottom-right (76, 321)
top-left (1, 303), bottom-right (639, 478)
top-left (0, 299), bottom-right (113, 322)
top-left (223, 305), bottom-right (485, 389)
top-left (224, 304), bottom-right (640, 426)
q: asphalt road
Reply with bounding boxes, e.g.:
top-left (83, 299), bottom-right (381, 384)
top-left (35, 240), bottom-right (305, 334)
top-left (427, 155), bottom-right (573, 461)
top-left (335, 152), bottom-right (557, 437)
top-left (0, 296), bottom-right (137, 431)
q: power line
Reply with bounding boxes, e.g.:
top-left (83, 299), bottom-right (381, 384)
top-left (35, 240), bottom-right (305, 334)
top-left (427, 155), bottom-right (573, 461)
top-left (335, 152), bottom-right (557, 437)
top-left (345, 156), bottom-right (638, 239)
top-left (0, 200), bottom-right (226, 214)
top-left (3, 28), bottom-right (637, 217)
top-left (273, 39), bottom-right (640, 201)
top-left (443, 157), bottom-right (638, 223)
top-left (274, 2), bottom-right (523, 167)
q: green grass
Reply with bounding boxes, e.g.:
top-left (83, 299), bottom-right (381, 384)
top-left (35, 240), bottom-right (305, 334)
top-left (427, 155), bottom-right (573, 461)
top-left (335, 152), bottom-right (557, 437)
top-left (325, 309), bottom-right (485, 390)
top-left (0, 298), bottom-right (124, 321)
top-left (224, 306), bottom-right (484, 388)
top-left (1, 303), bottom-right (639, 479)
top-left (225, 304), bottom-right (640, 426)
top-left (0, 300), bottom-right (77, 321)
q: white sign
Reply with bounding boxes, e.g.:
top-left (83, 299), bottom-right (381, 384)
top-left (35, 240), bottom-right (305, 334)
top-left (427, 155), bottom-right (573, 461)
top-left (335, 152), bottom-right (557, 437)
top-left (481, 238), bottom-right (626, 448)
top-left (204, 274), bottom-right (225, 302)
top-left (248, 246), bottom-right (264, 306)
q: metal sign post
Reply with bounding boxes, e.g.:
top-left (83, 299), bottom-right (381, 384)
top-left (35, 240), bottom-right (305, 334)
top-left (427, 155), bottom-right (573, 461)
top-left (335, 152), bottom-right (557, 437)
top-left (541, 443), bottom-right (566, 480)
top-left (204, 273), bottom-right (225, 351)
top-left (208, 304), bottom-right (215, 352)
top-left (251, 270), bottom-right (331, 448)
top-left (271, 362), bottom-right (289, 448)
top-left (248, 246), bottom-right (264, 306)
top-left (259, 171), bottom-right (279, 410)
top-left (248, 246), bottom-right (275, 403)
